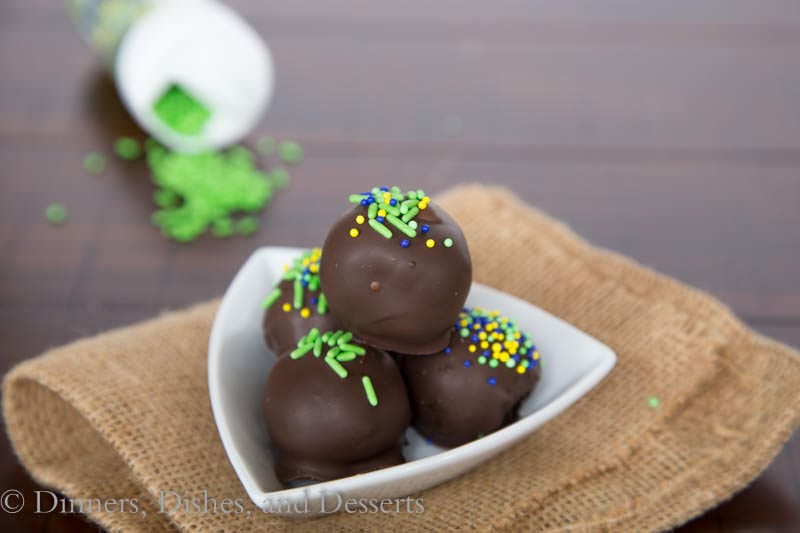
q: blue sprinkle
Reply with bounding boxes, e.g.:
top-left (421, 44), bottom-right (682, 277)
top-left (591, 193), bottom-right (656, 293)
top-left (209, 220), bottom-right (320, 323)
top-left (301, 280), bottom-right (309, 287)
top-left (483, 350), bottom-right (490, 356)
top-left (380, 186), bottom-right (389, 192)
top-left (360, 199), bottom-right (369, 206)
top-left (488, 377), bottom-right (497, 386)
top-left (444, 347), bottom-right (452, 354)
top-left (310, 297), bottom-right (318, 305)
top-left (400, 239), bottom-right (410, 248)
top-left (389, 198), bottom-right (397, 206)
top-left (463, 360), bottom-right (472, 368)
top-left (376, 216), bottom-right (385, 223)
top-left (471, 334), bottom-right (479, 342)
top-left (421, 224), bottom-right (430, 233)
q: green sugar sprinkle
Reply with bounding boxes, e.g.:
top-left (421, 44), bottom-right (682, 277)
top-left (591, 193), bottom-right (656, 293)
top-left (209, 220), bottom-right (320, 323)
top-left (146, 142), bottom-right (285, 242)
top-left (270, 167), bottom-right (290, 189)
top-left (362, 376), bottom-right (378, 407)
top-left (211, 217), bottom-right (234, 238)
top-left (153, 84), bottom-right (211, 136)
top-left (290, 343), bottom-right (313, 359)
top-left (83, 152), bottom-right (106, 175)
top-left (368, 218), bottom-right (393, 239)
top-left (236, 216), bottom-right (259, 236)
top-left (45, 203), bottom-right (68, 225)
top-left (647, 396), bottom-right (661, 409)
top-left (114, 137), bottom-right (141, 160)
top-left (153, 189), bottom-right (179, 208)
top-left (336, 352), bottom-right (358, 362)
top-left (256, 136), bottom-right (276, 156)
top-left (313, 336), bottom-right (323, 357)
top-left (293, 277), bottom-right (303, 309)
top-left (278, 141), bottom-right (303, 164)
top-left (326, 357), bottom-right (348, 378)
top-left (317, 293), bottom-right (327, 314)
top-left (262, 288), bottom-right (282, 309)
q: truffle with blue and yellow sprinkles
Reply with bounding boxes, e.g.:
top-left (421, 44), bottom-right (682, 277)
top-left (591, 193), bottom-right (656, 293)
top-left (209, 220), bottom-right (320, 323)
top-left (320, 186), bottom-right (472, 355)
top-left (262, 247), bottom-right (341, 356)
top-left (397, 307), bottom-right (542, 447)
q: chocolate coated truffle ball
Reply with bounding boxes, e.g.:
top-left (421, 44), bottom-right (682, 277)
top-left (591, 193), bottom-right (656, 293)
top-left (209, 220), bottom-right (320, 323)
top-left (263, 328), bottom-right (411, 483)
top-left (262, 248), bottom-right (340, 356)
top-left (397, 308), bottom-right (541, 447)
top-left (320, 187), bottom-right (471, 355)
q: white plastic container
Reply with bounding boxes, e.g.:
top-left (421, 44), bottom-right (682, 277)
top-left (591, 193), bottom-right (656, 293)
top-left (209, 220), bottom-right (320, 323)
top-left (67, 0), bottom-right (274, 153)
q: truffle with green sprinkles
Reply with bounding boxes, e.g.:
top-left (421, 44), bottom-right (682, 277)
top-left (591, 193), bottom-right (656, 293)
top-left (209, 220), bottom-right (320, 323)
top-left (319, 185), bottom-right (471, 354)
top-left (263, 326), bottom-right (411, 483)
top-left (146, 141), bottom-right (285, 242)
top-left (397, 306), bottom-right (542, 447)
top-left (262, 248), bottom-right (340, 356)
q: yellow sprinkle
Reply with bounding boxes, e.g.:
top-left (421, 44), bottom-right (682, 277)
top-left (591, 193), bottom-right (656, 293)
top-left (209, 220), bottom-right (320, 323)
top-left (473, 323), bottom-right (480, 330)
top-left (378, 209), bottom-right (386, 217)
top-left (499, 352), bottom-right (510, 362)
top-left (533, 351), bottom-right (540, 360)
top-left (515, 332), bottom-right (521, 339)
top-left (355, 215), bottom-right (365, 224)
top-left (425, 239), bottom-right (435, 248)
top-left (300, 308), bottom-right (311, 318)
top-left (422, 196), bottom-right (430, 203)
top-left (516, 365), bottom-right (526, 374)
top-left (492, 343), bottom-right (501, 352)
top-left (480, 341), bottom-right (489, 349)
top-left (492, 352), bottom-right (500, 360)
top-left (418, 201), bottom-right (428, 210)
top-left (309, 264), bottom-right (319, 273)
top-left (281, 303), bottom-right (291, 312)
top-left (349, 228), bottom-right (360, 238)
top-left (468, 345), bottom-right (477, 353)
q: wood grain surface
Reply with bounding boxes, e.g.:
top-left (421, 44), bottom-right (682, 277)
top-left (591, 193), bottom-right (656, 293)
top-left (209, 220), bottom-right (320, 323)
top-left (1, 1), bottom-right (798, 531)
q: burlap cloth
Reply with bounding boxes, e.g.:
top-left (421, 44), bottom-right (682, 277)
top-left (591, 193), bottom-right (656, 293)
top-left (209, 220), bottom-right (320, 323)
top-left (4, 185), bottom-right (800, 532)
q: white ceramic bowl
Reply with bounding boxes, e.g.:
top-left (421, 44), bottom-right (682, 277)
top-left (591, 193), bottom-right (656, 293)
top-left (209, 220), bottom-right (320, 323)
top-left (209, 247), bottom-right (616, 516)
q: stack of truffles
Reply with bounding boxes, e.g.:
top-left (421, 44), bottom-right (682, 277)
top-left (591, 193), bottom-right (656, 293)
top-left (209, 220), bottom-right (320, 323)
top-left (261, 186), bottom-right (542, 483)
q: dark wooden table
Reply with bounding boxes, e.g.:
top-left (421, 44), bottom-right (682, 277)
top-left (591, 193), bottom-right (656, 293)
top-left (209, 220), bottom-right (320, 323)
top-left (2, 1), bottom-right (799, 531)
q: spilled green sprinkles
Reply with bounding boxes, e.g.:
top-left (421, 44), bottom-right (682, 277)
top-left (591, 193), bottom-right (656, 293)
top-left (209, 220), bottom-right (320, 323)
top-left (291, 328), bottom-right (379, 407)
top-left (114, 137), bottom-right (141, 160)
top-left (45, 203), bottom-right (68, 225)
top-left (153, 84), bottom-right (211, 136)
top-left (362, 376), bottom-right (378, 406)
top-left (83, 152), bottom-right (106, 175)
top-left (146, 142), bottom-right (281, 242)
top-left (278, 141), bottom-right (303, 164)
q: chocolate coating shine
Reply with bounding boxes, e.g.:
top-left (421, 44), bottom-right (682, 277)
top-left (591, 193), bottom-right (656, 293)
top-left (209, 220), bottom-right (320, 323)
top-left (398, 333), bottom-right (541, 447)
top-left (320, 201), bottom-right (471, 354)
top-left (263, 278), bottom-right (339, 356)
top-left (263, 342), bottom-right (411, 483)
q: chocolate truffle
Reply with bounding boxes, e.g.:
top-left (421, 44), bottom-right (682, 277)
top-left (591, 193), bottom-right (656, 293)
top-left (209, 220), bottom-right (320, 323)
top-left (263, 328), bottom-right (411, 483)
top-left (320, 187), bottom-right (471, 355)
top-left (397, 308), bottom-right (541, 447)
top-left (262, 248), bottom-right (339, 356)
